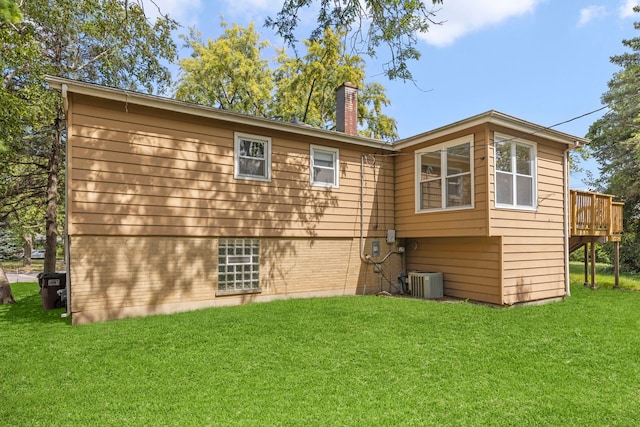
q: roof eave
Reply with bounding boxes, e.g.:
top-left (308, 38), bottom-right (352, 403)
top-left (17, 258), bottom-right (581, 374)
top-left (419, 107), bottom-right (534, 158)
top-left (394, 110), bottom-right (590, 149)
top-left (45, 75), bottom-right (396, 152)
top-left (47, 77), bottom-right (589, 152)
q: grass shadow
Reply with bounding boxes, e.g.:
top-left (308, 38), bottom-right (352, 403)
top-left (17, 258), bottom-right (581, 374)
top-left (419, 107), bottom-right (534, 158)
top-left (0, 282), bottom-right (70, 326)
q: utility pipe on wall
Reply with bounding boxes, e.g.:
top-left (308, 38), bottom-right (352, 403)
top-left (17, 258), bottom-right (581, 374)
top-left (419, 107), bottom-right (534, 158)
top-left (360, 153), bottom-right (373, 295)
top-left (360, 153), bottom-right (405, 293)
top-left (360, 154), bottom-right (374, 265)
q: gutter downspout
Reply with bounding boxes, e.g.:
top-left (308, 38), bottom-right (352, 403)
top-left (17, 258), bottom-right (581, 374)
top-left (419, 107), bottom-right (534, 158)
top-left (563, 141), bottom-right (580, 297)
top-left (61, 84), bottom-right (71, 318)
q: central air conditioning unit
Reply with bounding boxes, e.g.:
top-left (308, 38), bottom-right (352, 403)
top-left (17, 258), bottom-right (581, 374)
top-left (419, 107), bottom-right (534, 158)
top-left (407, 272), bottom-right (443, 299)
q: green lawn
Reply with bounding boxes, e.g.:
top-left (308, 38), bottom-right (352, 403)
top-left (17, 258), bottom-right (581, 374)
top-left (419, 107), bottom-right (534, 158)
top-left (2, 275), bottom-right (640, 426)
top-left (570, 261), bottom-right (640, 291)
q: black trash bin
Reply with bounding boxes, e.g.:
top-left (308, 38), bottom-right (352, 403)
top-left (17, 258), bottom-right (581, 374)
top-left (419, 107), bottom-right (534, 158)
top-left (38, 272), bottom-right (66, 310)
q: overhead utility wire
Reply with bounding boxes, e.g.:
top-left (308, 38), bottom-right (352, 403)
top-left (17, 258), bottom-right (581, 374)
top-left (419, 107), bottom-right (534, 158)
top-left (495, 105), bottom-right (610, 145)
top-left (545, 105), bottom-right (609, 130)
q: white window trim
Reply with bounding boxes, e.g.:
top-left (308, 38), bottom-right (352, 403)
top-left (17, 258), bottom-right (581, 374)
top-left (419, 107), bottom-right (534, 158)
top-left (234, 132), bottom-right (272, 182)
top-left (414, 134), bottom-right (475, 213)
top-left (494, 133), bottom-right (537, 211)
top-left (310, 145), bottom-right (339, 188)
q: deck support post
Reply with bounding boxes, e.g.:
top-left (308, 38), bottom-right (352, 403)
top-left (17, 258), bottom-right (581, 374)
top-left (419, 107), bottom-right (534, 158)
top-left (583, 244), bottom-right (589, 286)
top-left (590, 241), bottom-right (597, 289)
top-left (614, 240), bottom-right (620, 289)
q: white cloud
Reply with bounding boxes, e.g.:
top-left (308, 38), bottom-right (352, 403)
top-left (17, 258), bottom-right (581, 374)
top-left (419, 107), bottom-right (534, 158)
top-left (619, 0), bottom-right (639, 18)
top-left (578, 5), bottom-right (607, 27)
top-left (419, 0), bottom-right (544, 47)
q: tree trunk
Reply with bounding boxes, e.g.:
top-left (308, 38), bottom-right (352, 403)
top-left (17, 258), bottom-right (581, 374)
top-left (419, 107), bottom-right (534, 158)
top-left (44, 114), bottom-right (62, 273)
top-left (22, 233), bottom-right (32, 268)
top-left (0, 264), bottom-right (16, 304)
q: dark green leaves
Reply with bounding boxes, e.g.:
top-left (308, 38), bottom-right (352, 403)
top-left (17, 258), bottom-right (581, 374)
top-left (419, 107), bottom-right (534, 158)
top-left (176, 24), bottom-right (398, 141)
top-left (587, 6), bottom-right (640, 271)
top-left (266, 0), bottom-right (444, 81)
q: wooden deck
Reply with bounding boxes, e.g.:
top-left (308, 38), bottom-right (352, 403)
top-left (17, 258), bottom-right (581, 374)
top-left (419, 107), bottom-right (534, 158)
top-left (570, 190), bottom-right (623, 241)
top-left (569, 190), bottom-right (624, 288)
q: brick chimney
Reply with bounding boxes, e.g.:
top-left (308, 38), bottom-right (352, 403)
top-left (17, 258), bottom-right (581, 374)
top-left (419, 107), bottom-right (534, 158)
top-left (336, 82), bottom-right (358, 135)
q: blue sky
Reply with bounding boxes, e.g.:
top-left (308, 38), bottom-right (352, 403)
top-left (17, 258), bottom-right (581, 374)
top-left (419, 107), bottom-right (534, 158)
top-left (147, 0), bottom-right (639, 190)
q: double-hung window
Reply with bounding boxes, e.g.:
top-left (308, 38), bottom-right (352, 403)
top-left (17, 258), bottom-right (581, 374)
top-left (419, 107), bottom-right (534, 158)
top-left (234, 132), bottom-right (271, 181)
top-left (217, 239), bottom-right (260, 294)
top-left (494, 134), bottom-right (536, 209)
top-left (415, 135), bottom-right (474, 212)
top-left (310, 145), bottom-right (339, 188)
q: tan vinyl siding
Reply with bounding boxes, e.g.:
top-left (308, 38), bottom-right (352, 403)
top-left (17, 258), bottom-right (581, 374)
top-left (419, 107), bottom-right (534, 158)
top-left (488, 126), bottom-right (568, 303)
top-left (396, 124), bottom-right (567, 305)
top-left (395, 127), bottom-right (489, 238)
top-left (405, 236), bottom-right (502, 304)
top-left (70, 235), bottom-right (403, 324)
top-left (67, 94), bottom-right (394, 239)
top-left (66, 92), bottom-right (406, 323)
top-left (62, 86), bottom-right (577, 318)
top-left (501, 235), bottom-right (565, 304)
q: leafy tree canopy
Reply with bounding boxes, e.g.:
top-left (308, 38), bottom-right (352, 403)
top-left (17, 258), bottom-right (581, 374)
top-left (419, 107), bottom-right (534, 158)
top-left (177, 22), bottom-right (274, 117)
top-left (587, 6), bottom-right (640, 271)
top-left (0, 0), bottom-right (22, 24)
top-left (1, 0), bottom-right (180, 150)
top-left (176, 23), bottom-right (398, 141)
top-left (588, 7), bottom-right (640, 202)
top-left (0, 226), bottom-right (21, 261)
top-left (266, 0), bottom-right (444, 81)
top-left (1, 0), bottom-right (179, 271)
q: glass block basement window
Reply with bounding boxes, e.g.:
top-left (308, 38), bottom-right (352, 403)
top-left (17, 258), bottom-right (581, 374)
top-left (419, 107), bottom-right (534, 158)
top-left (218, 239), bottom-right (260, 292)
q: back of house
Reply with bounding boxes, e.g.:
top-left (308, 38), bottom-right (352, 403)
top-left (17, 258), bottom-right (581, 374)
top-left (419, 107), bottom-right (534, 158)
top-left (47, 76), bottom-right (587, 324)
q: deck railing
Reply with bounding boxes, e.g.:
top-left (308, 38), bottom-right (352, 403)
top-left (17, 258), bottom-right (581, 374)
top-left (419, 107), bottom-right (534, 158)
top-left (570, 190), bottom-right (623, 238)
